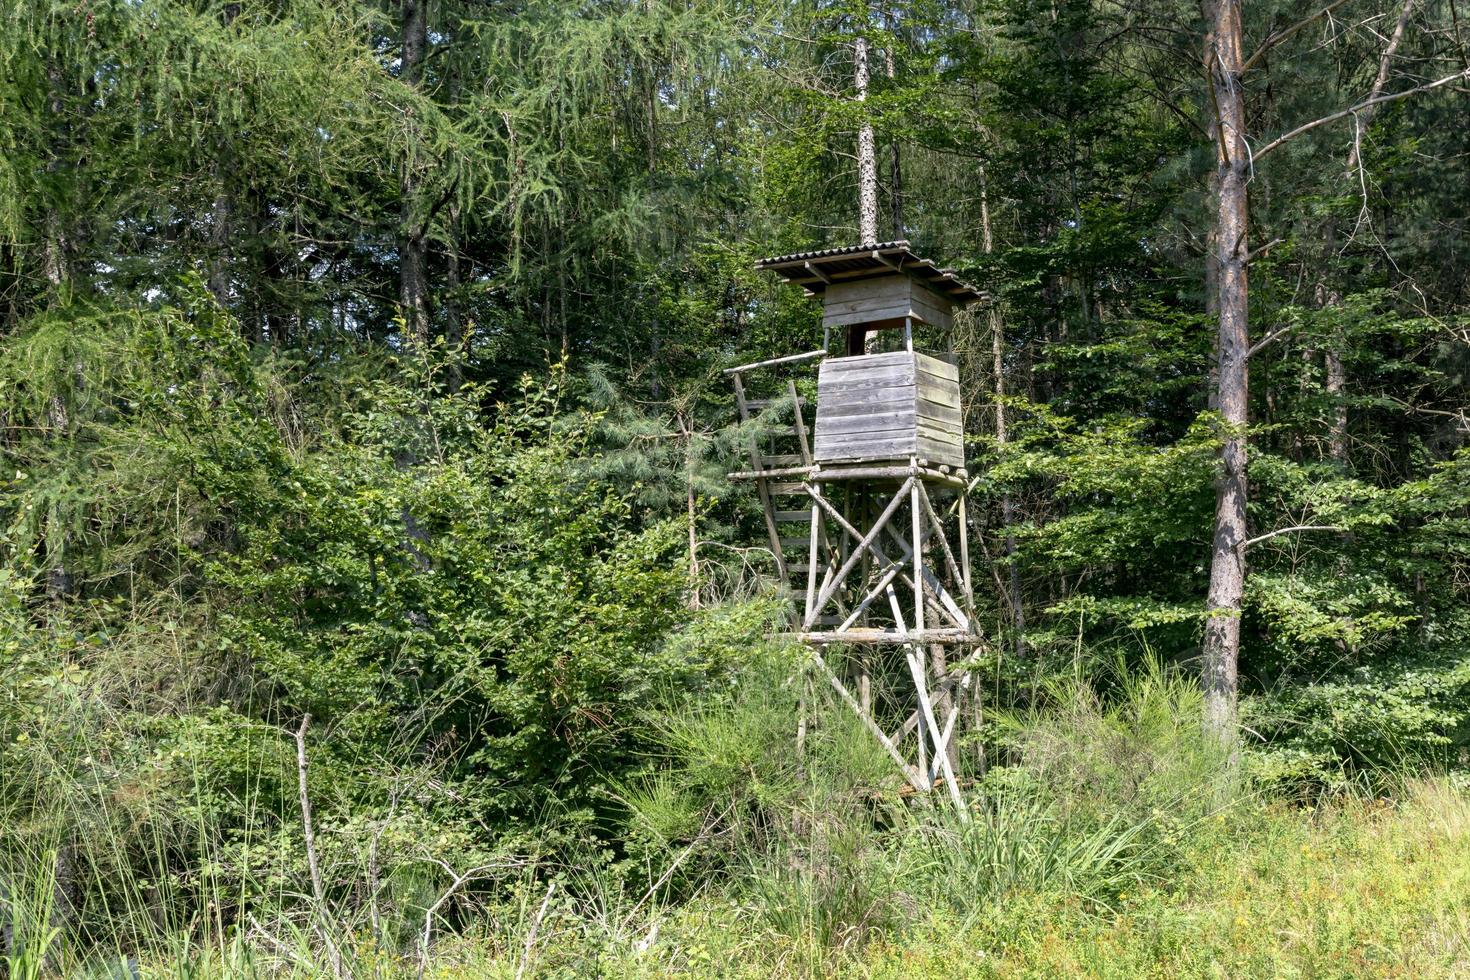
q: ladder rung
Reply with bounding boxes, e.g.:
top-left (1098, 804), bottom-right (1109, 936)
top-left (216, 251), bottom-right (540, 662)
top-left (775, 509), bottom-right (813, 522)
top-left (760, 454), bottom-right (804, 467)
top-left (779, 536), bottom-right (808, 549)
top-left (768, 482), bottom-right (808, 494)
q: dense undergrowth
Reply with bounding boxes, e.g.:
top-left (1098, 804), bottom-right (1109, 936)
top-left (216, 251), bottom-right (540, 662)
top-left (0, 306), bottom-right (1467, 977)
top-left (4, 649), bottom-right (1469, 978)
top-left (7, 0), bottom-right (1470, 969)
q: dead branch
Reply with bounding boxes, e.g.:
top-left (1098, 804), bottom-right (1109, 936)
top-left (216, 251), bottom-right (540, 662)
top-left (1245, 525), bottom-right (1344, 548)
top-left (1242, 0), bottom-right (1354, 73)
top-left (514, 881), bottom-right (556, 980)
top-left (293, 714), bottom-right (342, 979)
top-left (418, 859), bottom-right (518, 980)
top-left (1246, 237), bottom-right (1285, 262)
top-left (1255, 68), bottom-right (1470, 159)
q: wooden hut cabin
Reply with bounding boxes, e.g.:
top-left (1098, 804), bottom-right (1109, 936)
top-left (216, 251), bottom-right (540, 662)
top-left (754, 242), bottom-right (984, 471)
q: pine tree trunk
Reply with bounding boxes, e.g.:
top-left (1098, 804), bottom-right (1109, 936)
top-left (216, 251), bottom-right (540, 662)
top-left (1201, 0), bottom-right (1249, 750)
top-left (400, 0), bottom-right (430, 346)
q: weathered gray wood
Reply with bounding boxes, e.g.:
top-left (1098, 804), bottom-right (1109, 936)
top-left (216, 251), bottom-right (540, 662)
top-left (915, 374), bottom-right (961, 401)
top-left (881, 520), bottom-right (970, 630)
top-left (916, 439), bottom-right (964, 463)
top-left (817, 374), bottom-right (919, 395)
top-left (727, 465), bottom-right (813, 480)
top-left (732, 373), bottom-right (788, 582)
top-left (911, 481), bottom-right (925, 637)
top-left (802, 479), bottom-right (912, 630)
top-left (905, 644), bottom-right (965, 812)
top-left (837, 561), bottom-right (905, 631)
top-left (820, 275), bottom-right (956, 331)
top-left (811, 465), bottom-right (966, 488)
top-left (820, 393), bottom-right (918, 419)
top-left (814, 350), bottom-right (964, 467)
top-left (919, 482), bottom-right (968, 615)
top-left (914, 420), bottom-right (963, 443)
top-left (807, 649), bottom-right (929, 793)
top-left (792, 628), bottom-right (978, 644)
top-left (817, 445), bottom-right (915, 464)
top-left (723, 348), bottom-right (827, 376)
top-left (816, 438), bottom-right (963, 468)
top-left (820, 275), bottom-right (907, 304)
top-left (819, 415), bottom-right (921, 436)
top-left (916, 438), bottom-right (963, 467)
top-left (816, 433), bottom-right (920, 453)
top-left (957, 490), bottom-right (974, 615)
top-left (820, 366), bottom-right (914, 388)
top-left (913, 351), bottom-right (959, 381)
top-left (915, 397), bottom-right (962, 426)
top-left (805, 486), bottom-right (822, 625)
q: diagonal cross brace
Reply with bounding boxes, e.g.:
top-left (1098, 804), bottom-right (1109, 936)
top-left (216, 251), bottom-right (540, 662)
top-left (801, 477), bottom-right (913, 630)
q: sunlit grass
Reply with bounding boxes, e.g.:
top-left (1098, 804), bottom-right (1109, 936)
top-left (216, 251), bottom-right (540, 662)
top-left (859, 778), bottom-right (1470, 979)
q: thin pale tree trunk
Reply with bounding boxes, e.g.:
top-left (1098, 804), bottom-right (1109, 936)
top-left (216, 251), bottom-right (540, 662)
top-left (854, 35), bottom-right (879, 245)
top-left (882, 18), bottom-right (903, 237)
top-left (1320, 0), bottom-right (1416, 463)
top-left (1201, 0), bottom-right (1250, 750)
top-left (979, 169), bottom-right (1024, 655)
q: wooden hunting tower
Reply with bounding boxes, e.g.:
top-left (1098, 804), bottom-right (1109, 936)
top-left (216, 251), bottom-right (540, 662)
top-left (726, 241), bottom-right (987, 809)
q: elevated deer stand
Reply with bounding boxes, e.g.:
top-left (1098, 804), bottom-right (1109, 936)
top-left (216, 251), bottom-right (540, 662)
top-left (728, 242), bottom-right (987, 811)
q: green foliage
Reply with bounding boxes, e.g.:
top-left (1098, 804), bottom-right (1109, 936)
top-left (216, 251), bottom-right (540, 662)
top-left (3, 0), bottom-right (1470, 969)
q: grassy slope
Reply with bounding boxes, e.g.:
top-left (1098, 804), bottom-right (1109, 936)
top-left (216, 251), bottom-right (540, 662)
top-left (863, 782), bottom-right (1470, 979)
top-left (23, 782), bottom-right (1470, 978)
top-left (427, 779), bottom-right (1470, 979)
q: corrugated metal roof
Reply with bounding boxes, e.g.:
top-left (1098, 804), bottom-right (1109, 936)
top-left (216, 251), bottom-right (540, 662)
top-left (755, 241), bottom-right (986, 305)
top-left (756, 241), bottom-right (914, 266)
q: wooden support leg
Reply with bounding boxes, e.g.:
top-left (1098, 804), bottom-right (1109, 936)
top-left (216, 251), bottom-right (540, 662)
top-left (807, 649), bottom-right (927, 793)
top-left (904, 643), bottom-right (966, 813)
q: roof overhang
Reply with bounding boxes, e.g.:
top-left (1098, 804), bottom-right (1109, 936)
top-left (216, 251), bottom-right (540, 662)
top-left (755, 241), bottom-right (986, 306)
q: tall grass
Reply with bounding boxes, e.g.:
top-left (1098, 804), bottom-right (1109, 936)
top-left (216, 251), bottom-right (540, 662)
top-left (4, 640), bottom-right (1468, 977)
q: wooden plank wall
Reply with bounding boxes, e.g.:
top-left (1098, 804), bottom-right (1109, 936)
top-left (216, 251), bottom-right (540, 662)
top-left (821, 275), bottom-right (955, 331)
top-left (913, 352), bottom-right (963, 466)
top-left (814, 351), bottom-right (964, 467)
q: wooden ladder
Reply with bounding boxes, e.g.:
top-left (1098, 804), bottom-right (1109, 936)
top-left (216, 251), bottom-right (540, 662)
top-left (725, 349), bottom-right (840, 622)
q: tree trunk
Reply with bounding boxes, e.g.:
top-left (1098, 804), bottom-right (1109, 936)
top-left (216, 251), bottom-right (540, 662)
top-left (209, 181), bottom-right (233, 307)
top-left (882, 25), bottom-right (904, 238)
top-left (980, 168), bottom-right (1025, 656)
top-left (42, 62), bottom-right (71, 299)
top-left (444, 207), bottom-right (464, 393)
top-left (1325, 319), bottom-right (1348, 464)
top-left (400, 0), bottom-right (430, 347)
top-left (854, 35), bottom-right (879, 245)
top-left (1318, 0), bottom-right (1414, 464)
top-left (1201, 0), bottom-right (1250, 750)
